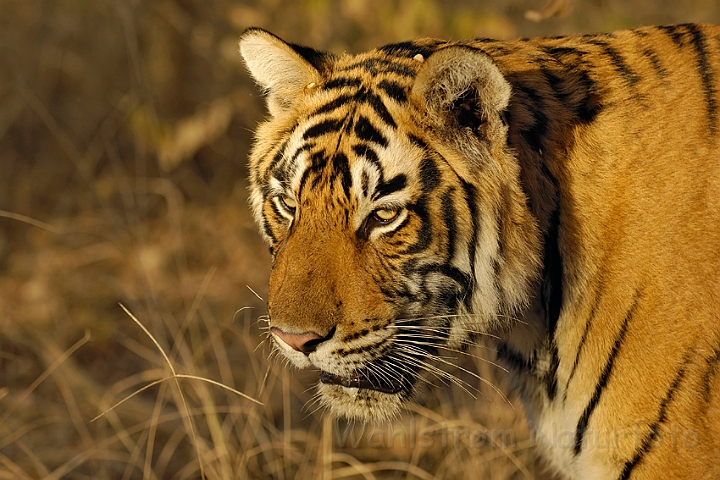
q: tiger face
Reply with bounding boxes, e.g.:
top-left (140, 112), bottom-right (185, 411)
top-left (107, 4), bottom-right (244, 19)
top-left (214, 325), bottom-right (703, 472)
top-left (240, 29), bottom-right (541, 421)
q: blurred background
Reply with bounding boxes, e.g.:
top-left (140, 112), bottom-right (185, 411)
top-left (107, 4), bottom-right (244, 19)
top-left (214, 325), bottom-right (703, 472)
top-left (1, 1), bottom-right (718, 479)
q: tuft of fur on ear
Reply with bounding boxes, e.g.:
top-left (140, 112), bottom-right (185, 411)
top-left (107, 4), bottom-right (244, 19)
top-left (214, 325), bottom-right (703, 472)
top-left (411, 46), bottom-right (512, 169)
top-left (239, 28), bottom-right (332, 116)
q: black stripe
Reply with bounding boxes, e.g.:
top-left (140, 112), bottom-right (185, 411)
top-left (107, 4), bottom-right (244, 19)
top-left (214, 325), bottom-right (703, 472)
top-left (355, 115), bottom-right (388, 147)
top-left (414, 262), bottom-right (472, 306)
top-left (377, 79), bottom-right (408, 103)
top-left (702, 342), bottom-right (720, 406)
top-left (360, 170), bottom-right (370, 198)
top-left (263, 139), bottom-right (289, 182)
top-left (417, 262), bottom-right (472, 287)
top-left (419, 157), bottom-right (440, 192)
top-left (288, 143), bottom-right (313, 167)
top-left (402, 198), bottom-right (432, 254)
top-left (303, 119), bottom-right (344, 140)
top-left (514, 84), bottom-right (549, 153)
top-left (331, 153), bottom-right (352, 198)
top-left (573, 72), bottom-right (601, 122)
top-left (641, 47), bottom-right (668, 79)
top-left (372, 174), bottom-right (407, 200)
top-left (383, 215), bottom-right (411, 242)
top-left (544, 46), bottom-right (586, 59)
top-left (686, 24), bottom-right (718, 135)
top-left (261, 217), bottom-right (276, 244)
top-left (324, 77), bottom-right (363, 90)
top-left (343, 116), bottom-right (355, 136)
top-left (378, 284), bottom-right (401, 300)
top-left (460, 181), bottom-right (478, 307)
top-left (272, 143), bottom-right (313, 184)
top-left (356, 89), bottom-right (397, 128)
top-left (434, 282), bottom-right (471, 311)
top-left (408, 133), bottom-right (428, 150)
top-left (563, 287), bottom-right (603, 404)
top-left (658, 24), bottom-right (690, 48)
top-left (377, 41), bottom-right (439, 60)
top-left (298, 150), bottom-right (327, 194)
top-left (497, 343), bottom-right (535, 374)
top-left (588, 40), bottom-right (642, 95)
top-left (315, 85), bottom-right (397, 128)
top-left (539, 62), bottom-right (600, 123)
top-left (441, 189), bottom-right (456, 263)
top-left (340, 58), bottom-right (416, 78)
top-left (542, 208), bottom-right (563, 339)
top-left (542, 45), bottom-right (601, 122)
top-left (574, 292), bottom-right (639, 456)
top-left (313, 94), bottom-right (354, 116)
top-left (545, 344), bottom-right (560, 400)
top-left (352, 144), bottom-right (381, 166)
top-left (618, 353), bottom-right (691, 480)
top-left (539, 204), bottom-right (563, 401)
top-left (540, 65), bottom-right (568, 100)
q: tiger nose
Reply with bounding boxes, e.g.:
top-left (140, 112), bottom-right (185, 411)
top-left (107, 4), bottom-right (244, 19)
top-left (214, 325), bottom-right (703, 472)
top-left (271, 327), bottom-right (333, 354)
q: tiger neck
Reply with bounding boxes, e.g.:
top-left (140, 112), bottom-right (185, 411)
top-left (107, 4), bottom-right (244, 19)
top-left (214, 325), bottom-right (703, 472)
top-left (493, 75), bottom-right (575, 418)
top-left (493, 211), bottom-right (564, 428)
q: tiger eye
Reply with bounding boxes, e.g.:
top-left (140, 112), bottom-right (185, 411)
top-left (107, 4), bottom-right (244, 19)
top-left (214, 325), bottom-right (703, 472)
top-left (279, 195), bottom-right (297, 213)
top-left (373, 208), bottom-right (399, 223)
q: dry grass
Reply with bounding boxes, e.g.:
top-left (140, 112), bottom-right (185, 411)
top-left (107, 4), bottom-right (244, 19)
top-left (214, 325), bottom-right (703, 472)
top-left (1, 0), bottom-right (718, 478)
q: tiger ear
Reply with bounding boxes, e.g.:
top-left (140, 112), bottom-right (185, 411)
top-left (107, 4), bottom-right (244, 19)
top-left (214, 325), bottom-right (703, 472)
top-left (239, 28), bottom-right (331, 116)
top-left (411, 46), bottom-right (511, 167)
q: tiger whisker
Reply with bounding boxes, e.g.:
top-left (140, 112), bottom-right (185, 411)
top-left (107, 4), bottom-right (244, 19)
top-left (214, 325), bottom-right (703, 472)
top-left (392, 312), bottom-right (525, 325)
top-left (388, 350), bottom-right (479, 399)
top-left (391, 337), bottom-right (508, 372)
top-left (254, 336), bottom-right (271, 353)
top-left (303, 391), bottom-right (327, 419)
top-left (369, 354), bottom-right (447, 391)
top-left (395, 344), bottom-right (509, 404)
top-left (363, 361), bottom-right (406, 390)
top-left (388, 347), bottom-right (478, 389)
top-left (387, 324), bottom-right (502, 340)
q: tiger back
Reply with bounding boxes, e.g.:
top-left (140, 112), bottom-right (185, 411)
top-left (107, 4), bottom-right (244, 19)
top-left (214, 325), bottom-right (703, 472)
top-left (239, 24), bottom-right (720, 479)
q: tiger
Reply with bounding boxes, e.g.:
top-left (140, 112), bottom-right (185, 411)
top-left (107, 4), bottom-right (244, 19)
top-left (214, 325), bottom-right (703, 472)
top-left (239, 23), bottom-right (720, 479)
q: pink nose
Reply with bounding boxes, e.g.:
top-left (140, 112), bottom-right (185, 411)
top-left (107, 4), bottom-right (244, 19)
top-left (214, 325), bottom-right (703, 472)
top-left (271, 327), bottom-right (328, 354)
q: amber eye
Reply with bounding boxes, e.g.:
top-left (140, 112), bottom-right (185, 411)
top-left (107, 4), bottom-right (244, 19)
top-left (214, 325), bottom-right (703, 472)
top-left (276, 195), bottom-right (297, 215)
top-left (372, 207), bottom-right (400, 224)
top-left (360, 207), bottom-right (404, 239)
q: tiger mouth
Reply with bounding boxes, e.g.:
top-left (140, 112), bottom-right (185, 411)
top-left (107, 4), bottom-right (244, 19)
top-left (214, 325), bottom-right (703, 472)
top-left (320, 370), bottom-right (407, 394)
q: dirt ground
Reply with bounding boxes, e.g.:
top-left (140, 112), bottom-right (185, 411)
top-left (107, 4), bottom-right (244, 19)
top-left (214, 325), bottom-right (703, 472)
top-left (1, 1), bottom-right (718, 478)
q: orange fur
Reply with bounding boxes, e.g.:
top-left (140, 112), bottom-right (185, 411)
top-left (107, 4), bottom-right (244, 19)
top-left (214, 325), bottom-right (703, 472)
top-left (240, 24), bottom-right (720, 478)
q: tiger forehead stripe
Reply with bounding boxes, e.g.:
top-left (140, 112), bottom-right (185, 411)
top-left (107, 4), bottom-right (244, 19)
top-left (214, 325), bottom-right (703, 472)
top-left (377, 79), bottom-right (409, 103)
top-left (339, 57), bottom-right (417, 77)
top-left (306, 84), bottom-right (400, 128)
top-left (270, 143), bottom-right (313, 185)
top-left (354, 116), bottom-right (388, 147)
top-left (324, 77), bottom-right (363, 90)
top-left (303, 118), bottom-right (345, 140)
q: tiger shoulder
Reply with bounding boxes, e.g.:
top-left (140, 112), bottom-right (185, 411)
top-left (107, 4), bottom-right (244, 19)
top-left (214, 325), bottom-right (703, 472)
top-left (239, 23), bottom-right (720, 480)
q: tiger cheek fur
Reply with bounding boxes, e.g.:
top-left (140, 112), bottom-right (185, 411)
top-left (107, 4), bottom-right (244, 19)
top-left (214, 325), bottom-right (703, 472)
top-left (268, 216), bottom-right (410, 421)
top-left (240, 24), bottom-right (720, 479)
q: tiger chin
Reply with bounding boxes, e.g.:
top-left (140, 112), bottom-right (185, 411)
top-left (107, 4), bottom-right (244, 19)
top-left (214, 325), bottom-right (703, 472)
top-left (240, 24), bottom-right (720, 479)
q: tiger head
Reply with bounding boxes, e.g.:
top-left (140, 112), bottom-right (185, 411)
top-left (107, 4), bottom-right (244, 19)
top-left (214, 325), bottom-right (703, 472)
top-left (239, 29), bottom-right (542, 421)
